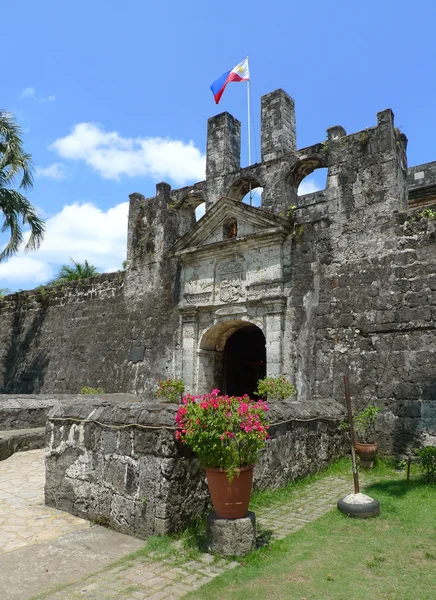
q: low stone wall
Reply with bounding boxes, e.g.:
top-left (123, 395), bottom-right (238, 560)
top-left (0, 428), bottom-right (45, 461)
top-left (0, 393), bottom-right (141, 430)
top-left (45, 397), bottom-right (347, 538)
top-left (0, 395), bottom-right (59, 430)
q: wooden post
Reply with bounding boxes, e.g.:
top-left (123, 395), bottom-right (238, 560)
top-left (344, 375), bottom-right (360, 494)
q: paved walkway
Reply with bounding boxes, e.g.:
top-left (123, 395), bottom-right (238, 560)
top-left (0, 450), bottom-right (89, 554)
top-left (1, 450), bottom-right (370, 600)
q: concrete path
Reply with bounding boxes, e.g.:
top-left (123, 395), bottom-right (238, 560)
top-left (0, 450), bottom-right (144, 600)
top-left (0, 449), bottom-right (372, 600)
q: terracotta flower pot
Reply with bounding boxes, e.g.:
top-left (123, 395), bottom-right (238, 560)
top-left (204, 465), bottom-right (253, 519)
top-left (355, 442), bottom-right (378, 468)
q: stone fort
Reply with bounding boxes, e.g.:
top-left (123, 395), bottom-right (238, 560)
top-left (1, 88), bottom-right (435, 456)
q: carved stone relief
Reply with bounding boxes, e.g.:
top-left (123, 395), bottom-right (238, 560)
top-left (215, 256), bottom-right (245, 303)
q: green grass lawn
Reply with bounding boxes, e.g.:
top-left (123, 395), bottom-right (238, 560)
top-left (186, 474), bottom-right (436, 600)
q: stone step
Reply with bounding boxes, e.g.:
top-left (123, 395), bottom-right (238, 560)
top-left (0, 428), bottom-right (45, 461)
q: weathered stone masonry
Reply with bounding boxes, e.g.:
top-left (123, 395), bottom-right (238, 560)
top-left (0, 88), bottom-right (435, 452)
top-left (43, 395), bottom-right (347, 537)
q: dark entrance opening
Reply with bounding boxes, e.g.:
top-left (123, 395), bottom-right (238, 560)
top-left (223, 325), bottom-right (266, 398)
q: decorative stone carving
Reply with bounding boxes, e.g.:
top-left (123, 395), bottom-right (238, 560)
top-left (216, 257), bottom-right (245, 303)
top-left (184, 292), bottom-right (212, 305)
top-left (246, 280), bottom-right (283, 299)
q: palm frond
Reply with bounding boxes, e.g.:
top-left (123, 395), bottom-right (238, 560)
top-left (0, 110), bottom-right (44, 262)
top-left (0, 189), bottom-right (45, 260)
top-left (48, 258), bottom-right (100, 285)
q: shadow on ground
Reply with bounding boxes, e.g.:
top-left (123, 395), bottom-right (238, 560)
top-left (365, 477), bottom-right (431, 498)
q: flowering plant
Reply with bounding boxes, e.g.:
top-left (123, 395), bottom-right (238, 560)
top-left (175, 389), bottom-right (269, 481)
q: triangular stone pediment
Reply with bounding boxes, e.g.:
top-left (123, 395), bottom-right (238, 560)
top-left (173, 196), bottom-right (290, 255)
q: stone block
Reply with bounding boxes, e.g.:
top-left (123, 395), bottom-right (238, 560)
top-left (134, 429), bottom-right (159, 455)
top-left (154, 517), bottom-right (171, 535)
top-left (206, 511), bottom-right (256, 556)
top-left (206, 112), bottom-right (241, 180)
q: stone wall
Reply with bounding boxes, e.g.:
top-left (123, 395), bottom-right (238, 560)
top-left (0, 88), bottom-right (435, 454)
top-left (0, 266), bottom-right (179, 396)
top-left (0, 395), bottom-right (58, 429)
top-left (45, 396), bottom-right (347, 538)
top-left (0, 274), bottom-right (127, 394)
top-left (309, 211), bottom-right (436, 452)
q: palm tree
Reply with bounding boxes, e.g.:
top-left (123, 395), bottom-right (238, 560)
top-left (49, 258), bottom-right (99, 285)
top-left (0, 111), bottom-right (45, 261)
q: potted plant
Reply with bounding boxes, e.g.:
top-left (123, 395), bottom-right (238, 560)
top-left (254, 375), bottom-right (296, 401)
top-left (175, 389), bottom-right (269, 519)
top-left (354, 404), bottom-right (381, 468)
top-left (155, 378), bottom-right (185, 403)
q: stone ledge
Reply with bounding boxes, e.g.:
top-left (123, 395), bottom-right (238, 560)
top-left (46, 396), bottom-right (346, 429)
top-left (0, 427), bottom-right (45, 461)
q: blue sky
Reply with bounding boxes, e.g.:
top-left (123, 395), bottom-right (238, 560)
top-left (2, 0), bottom-right (436, 291)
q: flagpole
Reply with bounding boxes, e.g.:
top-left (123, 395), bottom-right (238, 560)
top-left (247, 56), bottom-right (252, 205)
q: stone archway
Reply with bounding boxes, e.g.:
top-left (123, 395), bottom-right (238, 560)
top-left (197, 320), bottom-right (266, 397)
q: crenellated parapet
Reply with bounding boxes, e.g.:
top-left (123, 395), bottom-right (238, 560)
top-left (127, 88), bottom-right (414, 270)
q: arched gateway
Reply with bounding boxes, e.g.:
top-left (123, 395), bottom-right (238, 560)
top-left (197, 320), bottom-right (266, 398)
top-left (173, 195), bottom-right (291, 397)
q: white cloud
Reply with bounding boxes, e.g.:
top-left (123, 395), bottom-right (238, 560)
top-left (50, 123), bottom-right (206, 185)
top-left (0, 256), bottom-right (52, 287)
top-left (298, 177), bottom-right (325, 196)
top-left (20, 87), bottom-right (55, 103)
top-left (39, 95), bottom-right (56, 103)
top-left (21, 87), bottom-right (35, 98)
top-left (35, 163), bottom-right (68, 180)
top-left (0, 201), bottom-right (128, 290)
top-left (34, 201), bottom-right (129, 267)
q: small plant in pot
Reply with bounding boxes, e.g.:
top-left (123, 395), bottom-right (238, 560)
top-left (175, 389), bottom-right (269, 519)
top-left (254, 375), bottom-right (296, 401)
top-left (155, 378), bottom-right (185, 403)
top-left (354, 404), bottom-right (382, 468)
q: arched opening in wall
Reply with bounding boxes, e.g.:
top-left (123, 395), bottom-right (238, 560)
top-left (177, 192), bottom-right (206, 232)
top-left (195, 202), bottom-right (206, 221)
top-left (297, 168), bottom-right (328, 196)
top-left (242, 187), bottom-right (263, 208)
top-left (286, 156), bottom-right (328, 198)
top-left (223, 325), bottom-right (266, 398)
top-left (198, 320), bottom-right (266, 397)
top-left (228, 177), bottom-right (263, 207)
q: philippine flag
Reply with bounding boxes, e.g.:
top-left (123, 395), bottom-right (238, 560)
top-left (210, 58), bottom-right (250, 104)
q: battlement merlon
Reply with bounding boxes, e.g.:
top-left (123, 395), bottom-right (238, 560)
top-left (261, 89), bottom-right (296, 162)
